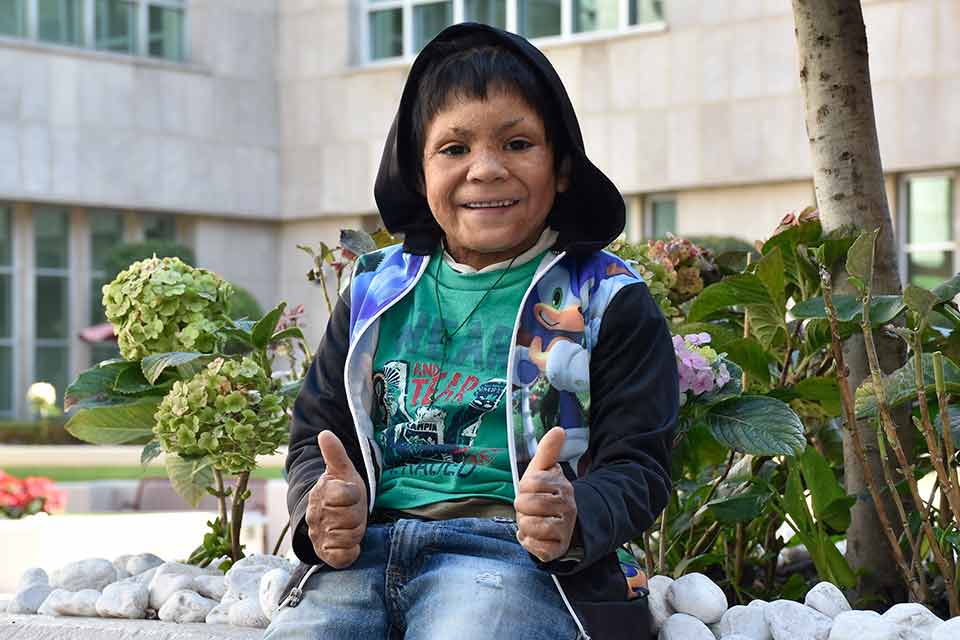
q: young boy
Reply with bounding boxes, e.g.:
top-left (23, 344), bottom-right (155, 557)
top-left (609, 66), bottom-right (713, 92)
top-left (265, 22), bottom-right (678, 640)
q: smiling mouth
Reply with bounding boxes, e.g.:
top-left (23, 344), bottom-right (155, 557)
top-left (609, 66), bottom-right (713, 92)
top-left (462, 199), bottom-right (520, 209)
top-left (538, 309), bottom-right (558, 327)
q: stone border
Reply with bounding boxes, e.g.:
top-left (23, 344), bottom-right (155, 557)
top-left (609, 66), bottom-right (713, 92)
top-left (0, 614), bottom-right (263, 639)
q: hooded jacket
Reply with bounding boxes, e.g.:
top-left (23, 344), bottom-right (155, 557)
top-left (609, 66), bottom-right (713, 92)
top-left (278, 23), bottom-right (679, 640)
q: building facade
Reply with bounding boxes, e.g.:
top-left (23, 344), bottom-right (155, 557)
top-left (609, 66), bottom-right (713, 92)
top-left (0, 0), bottom-right (957, 417)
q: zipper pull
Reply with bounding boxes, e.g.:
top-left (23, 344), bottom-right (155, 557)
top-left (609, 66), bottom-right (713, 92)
top-left (283, 586), bottom-right (303, 608)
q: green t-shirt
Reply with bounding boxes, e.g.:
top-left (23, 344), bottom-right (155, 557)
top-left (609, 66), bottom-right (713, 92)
top-left (371, 250), bottom-right (542, 512)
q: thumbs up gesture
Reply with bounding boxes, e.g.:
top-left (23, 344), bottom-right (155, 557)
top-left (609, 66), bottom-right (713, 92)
top-left (514, 427), bottom-right (578, 563)
top-left (305, 431), bottom-right (368, 569)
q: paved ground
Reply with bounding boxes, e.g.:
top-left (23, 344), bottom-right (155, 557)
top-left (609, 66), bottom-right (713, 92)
top-left (0, 615), bottom-right (264, 639)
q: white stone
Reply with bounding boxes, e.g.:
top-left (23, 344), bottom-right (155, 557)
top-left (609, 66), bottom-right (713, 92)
top-left (230, 553), bottom-right (292, 572)
top-left (52, 589), bottom-right (101, 617)
top-left (126, 553), bottom-right (165, 576)
top-left (259, 567), bottom-right (291, 621)
top-left (723, 636), bottom-right (758, 640)
top-left (112, 555), bottom-right (133, 581)
top-left (667, 572), bottom-right (729, 624)
top-left (0, 600), bottom-right (9, 613)
top-left (228, 597), bottom-right (270, 628)
top-left (715, 604), bottom-right (771, 640)
top-left (206, 600), bottom-right (233, 624)
top-left (195, 574), bottom-right (228, 601)
top-left (764, 600), bottom-right (833, 640)
top-left (660, 612), bottom-right (716, 640)
top-left (148, 566), bottom-right (198, 611)
top-left (51, 558), bottom-right (118, 592)
top-left (748, 600), bottom-right (769, 610)
top-left (828, 610), bottom-right (898, 640)
top-left (8, 584), bottom-right (53, 614)
top-left (36, 589), bottom-right (71, 616)
top-left (932, 617), bottom-right (960, 640)
top-left (116, 565), bottom-right (159, 588)
top-left (881, 603), bottom-right (943, 640)
top-left (17, 567), bottom-right (49, 590)
top-left (805, 582), bottom-right (851, 619)
top-left (157, 589), bottom-right (219, 623)
top-left (224, 560), bottom-right (282, 603)
top-left (647, 574), bottom-right (675, 633)
top-left (96, 582), bottom-right (149, 619)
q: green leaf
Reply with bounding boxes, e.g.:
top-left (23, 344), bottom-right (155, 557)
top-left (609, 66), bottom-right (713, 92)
top-left (795, 376), bottom-right (842, 417)
top-left (846, 229), bottom-right (879, 291)
top-left (802, 317), bottom-right (859, 354)
top-left (784, 464), bottom-right (813, 533)
top-left (671, 322), bottom-right (741, 352)
top-left (64, 361), bottom-right (134, 411)
top-left (251, 302), bottom-right (286, 349)
top-left (747, 303), bottom-right (788, 349)
top-left (930, 404), bottom-right (960, 449)
top-left (165, 454), bottom-right (215, 508)
top-left (790, 294), bottom-right (905, 324)
top-left (704, 395), bottom-right (806, 456)
top-left (855, 353), bottom-right (960, 418)
top-left (723, 337), bottom-right (777, 382)
top-left (799, 446), bottom-right (850, 531)
top-left (141, 440), bottom-right (162, 466)
top-left (903, 285), bottom-right (939, 320)
top-left (339, 229), bottom-right (377, 256)
top-left (817, 225), bottom-right (859, 272)
top-left (113, 364), bottom-right (161, 396)
top-left (141, 352), bottom-right (207, 385)
top-left (687, 275), bottom-right (774, 322)
top-left (706, 492), bottom-right (767, 524)
top-left (755, 247), bottom-right (787, 312)
top-left (280, 379), bottom-right (303, 399)
top-left (271, 326), bottom-right (305, 343)
top-left (932, 273), bottom-right (960, 303)
top-left (823, 536), bottom-right (856, 588)
top-left (65, 398), bottom-right (160, 445)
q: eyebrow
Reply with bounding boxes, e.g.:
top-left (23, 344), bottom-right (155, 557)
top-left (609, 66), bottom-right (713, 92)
top-left (448, 116), bottom-right (527, 138)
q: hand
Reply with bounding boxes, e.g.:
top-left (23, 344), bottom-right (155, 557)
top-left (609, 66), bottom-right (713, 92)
top-left (514, 427), bottom-right (577, 563)
top-left (305, 431), bottom-right (368, 569)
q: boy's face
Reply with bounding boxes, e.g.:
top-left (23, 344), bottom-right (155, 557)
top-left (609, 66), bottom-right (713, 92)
top-left (421, 88), bottom-right (567, 270)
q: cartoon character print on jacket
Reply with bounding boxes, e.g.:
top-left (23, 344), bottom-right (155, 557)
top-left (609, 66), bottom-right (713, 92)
top-left (512, 254), bottom-right (637, 476)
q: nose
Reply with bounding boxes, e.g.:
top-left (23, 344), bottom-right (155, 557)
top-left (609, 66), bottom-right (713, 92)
top-left (466, 149), bottom-right (508, 182)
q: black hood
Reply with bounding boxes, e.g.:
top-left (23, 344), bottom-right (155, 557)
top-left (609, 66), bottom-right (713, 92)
top-left (374, 22), bottom-right (625, 256)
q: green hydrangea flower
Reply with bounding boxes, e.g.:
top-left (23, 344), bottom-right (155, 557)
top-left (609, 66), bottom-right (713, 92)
top-left (102, 256), bottom-right (233, 360)
top-left (154, 357), bottom-right (289, 474)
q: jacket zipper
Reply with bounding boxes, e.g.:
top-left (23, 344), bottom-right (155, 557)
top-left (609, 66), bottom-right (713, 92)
top-left (503, 251), bottom-right (592, 640)
top-left (277, 564), bottom-right (321, 609)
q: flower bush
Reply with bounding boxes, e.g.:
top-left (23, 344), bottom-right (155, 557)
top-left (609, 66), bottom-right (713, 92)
top-left (102, 255), bottom-right (233, 360)
top-left (673, 332), bottom-right (732, 405)
top-left (0, 471), bottom-right (66, 518)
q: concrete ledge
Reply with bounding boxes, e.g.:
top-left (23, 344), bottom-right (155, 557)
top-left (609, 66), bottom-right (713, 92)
top-left (0, 615), bottom-right (264, 639)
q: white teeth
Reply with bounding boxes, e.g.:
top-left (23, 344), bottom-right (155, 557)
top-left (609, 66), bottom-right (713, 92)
top-left (464, 200), bottom-right (517, 208)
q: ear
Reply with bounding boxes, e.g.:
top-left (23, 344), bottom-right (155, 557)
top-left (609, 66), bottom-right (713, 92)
top-left (556, 156), bottom-right (572, 193)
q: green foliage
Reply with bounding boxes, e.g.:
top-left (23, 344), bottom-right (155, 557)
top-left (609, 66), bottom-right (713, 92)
top-left (154, 356), bottom-right (288, 475)
top-left (101, 241), bottom-right (196, 283)
top-left (228, 286), bottom-right (264, 321)
top-left (855, 352), bottom-right (960, 419)
top-left (703, 395), bottom-right (806, 456)
top-left (102, 256), bottom-right (233, 360)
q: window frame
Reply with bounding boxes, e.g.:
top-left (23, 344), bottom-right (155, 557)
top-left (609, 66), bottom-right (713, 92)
top-left (643, 192), bottom-right (677, 241)
top-left (0, 204), bottom-right (15, 418)
top-left (7, 0), bottom-right (188, 62)
top-left (360, 0), bottom-right (666, 64)
top-left (32, 206), bottom-right (72, 409)
top-left (897, 172), bottom-right (957, 289)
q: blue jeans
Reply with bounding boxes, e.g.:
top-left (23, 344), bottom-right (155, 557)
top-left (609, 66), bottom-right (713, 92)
top-left (264, 517), bottom-right (581, 639)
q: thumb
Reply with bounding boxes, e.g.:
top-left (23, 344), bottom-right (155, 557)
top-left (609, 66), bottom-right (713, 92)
top-left (318, 431), bottom-right (354, 478)
top-left (529, 427), bottom-right (565, 472)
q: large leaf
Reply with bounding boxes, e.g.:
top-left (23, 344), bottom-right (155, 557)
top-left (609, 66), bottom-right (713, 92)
top-left (723, 337), bottom-right (777, 382)
top-left (932, 273), bottom-right (960, 303)
top-left (755, 247), bottom-right (786, 312)
top-left (687, 275), bottom-right (774, 322)
top-left (802, 317), bottom-right (859, 354)
top-left (65, 399), bottom-right (160, 445)
top-left (790, 294), bottom-right (905, 324)
top-left (855, 352), bottom-right (960, 418)
top-left (748, 303), bottom-right (788, 349)
top-left (798, 446), bottom-right (852, 532)
top-left (64, 361), bottom-right (134, 411)
top-left (783, 464), bottom-right (814, 533)
top-left (704, 395), bottom-right (806, 456)
top-left (846, 229), bottom-right (879, 292)
top-left (252, 302), bottom-right (286, 349)
top-left (141, 352), bottom-right (207, 385)
top-left (165, 454), bottom-right (215, 508)
top-left (706, 492), bottom-right (768, 524)
top-left (271, 326), bottom-right (305, 343)
top-left (795, 376), bottom-right (842, 417)
top-left (903, 285), bottom-right (939, 321)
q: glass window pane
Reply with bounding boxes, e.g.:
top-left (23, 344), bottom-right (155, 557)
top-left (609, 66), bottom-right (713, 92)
top-left (413, 2), bottom-right (452, 52)
top-left (96, 0), bottom-right (137, 54)
top-left (0, 204), bottom-right (11, 266)
top-left (908, 250), bottom-right (954, 290)
top-left (573, 0), bottom-right (618, 33)
top-left (148, 5), bottom-right (184, 61)
top-left (369, 9), bottom-right (402, 60)
top-left (36, 275), bottom-right (69, 339)
top-left (518, 0), bottom-right (561, 39)
top-left (464, 0), bottom-right (506, 28)
top-left (90, 210), bottom-right (125, 272)
top-left (0, 0), bottom-right (26, 37)
top-left (37, 0), bottom-right (83, 45)
top-left (908, 177), bottom-right (952, 244)
top-left (34, 207), bottom-right (70, 269)
top-left (0, 346), bottom-right (11, 413)
top-left (143, 212), bottom-right (176, 242)
top-left (629, 0), bottom-right (663, 25)
top-left (0, 274), bottom-right (10, 338)
top-left (35, 346), bottom-right (69, 409)
top-left (652, 199), bottom-right (676, 239)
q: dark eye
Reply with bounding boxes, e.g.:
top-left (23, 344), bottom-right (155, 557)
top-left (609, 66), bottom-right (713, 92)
top-left (551, 287), bottom-right (563, 307)
top-left (506, 139), bottom-right (532, 151)
top-left (439, 144), bottom-right (468, 156)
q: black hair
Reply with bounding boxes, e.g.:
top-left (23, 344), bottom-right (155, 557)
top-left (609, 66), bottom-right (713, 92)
top-left (409, 44), bottom-right (568, 181)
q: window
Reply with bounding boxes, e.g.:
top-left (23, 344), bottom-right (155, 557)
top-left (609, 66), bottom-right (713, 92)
top-left (34, 206), bottom-right (71, 409)
top-left (89, 210), bottom-right (124, 364)
top-left (901, 175), bottom-right (955, 290)
top-left (645, 195), bottom-right (676, 240)
top-left (0, 205), bottom-right (13, 417)
top-left (143, 211), bottom-right (176, 241)
top-left (364, 0), bottom-right (663, 61)
top-left (4, 0), bottom-right (185, 61)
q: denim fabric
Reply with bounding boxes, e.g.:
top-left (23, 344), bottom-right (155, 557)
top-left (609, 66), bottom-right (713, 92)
top-left (264, 517), bottom-right (580, 640)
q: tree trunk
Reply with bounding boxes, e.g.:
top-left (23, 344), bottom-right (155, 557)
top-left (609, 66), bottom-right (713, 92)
top-left (791, 0), bottom-right (914, 605)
